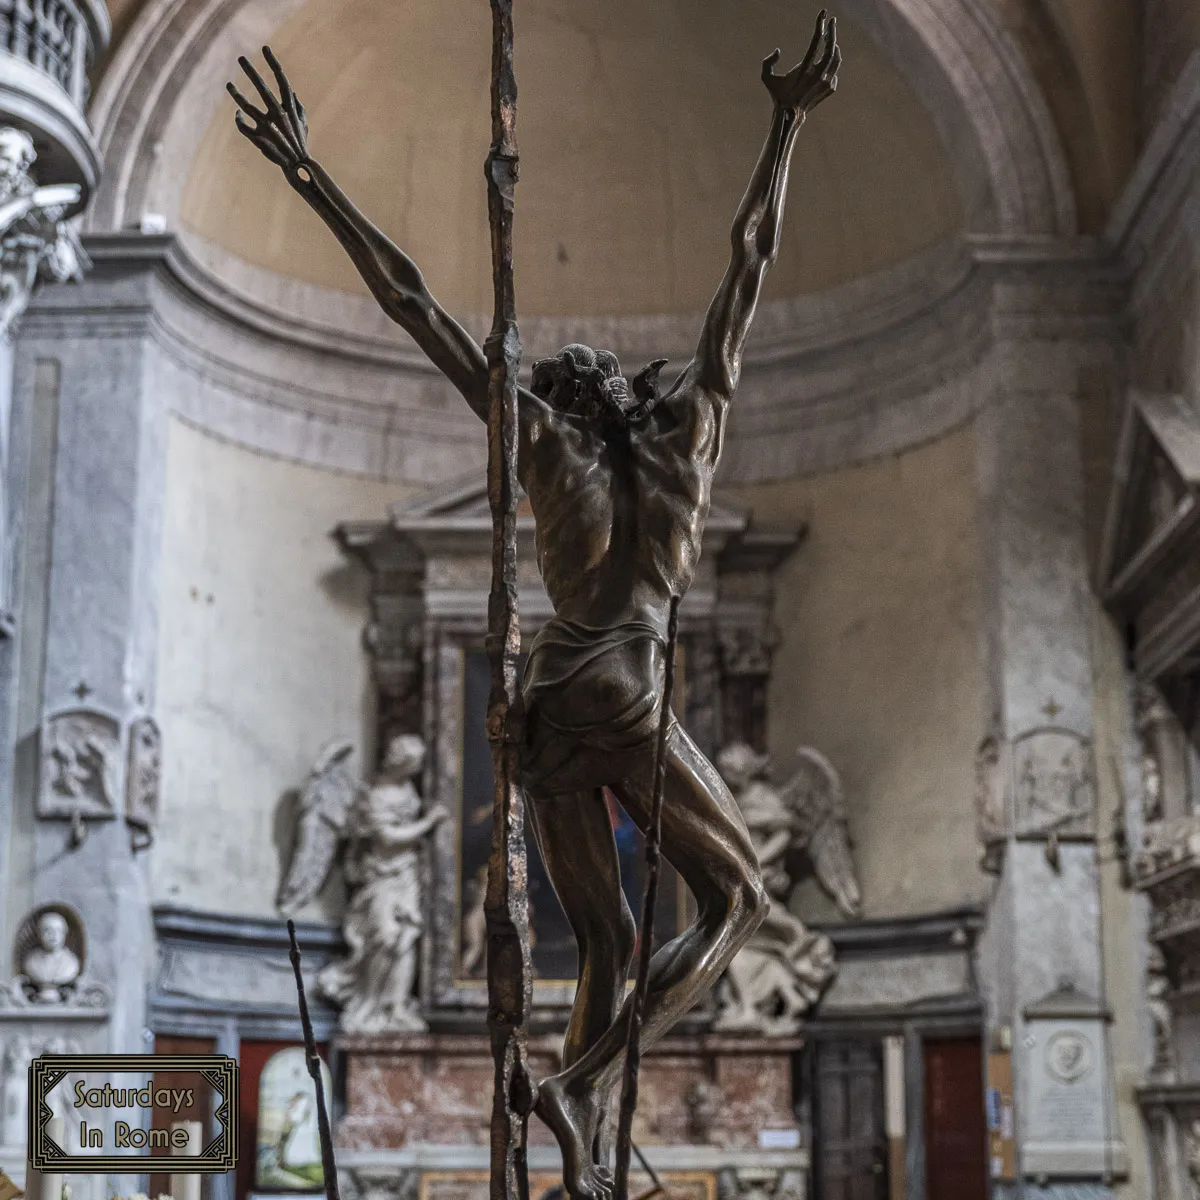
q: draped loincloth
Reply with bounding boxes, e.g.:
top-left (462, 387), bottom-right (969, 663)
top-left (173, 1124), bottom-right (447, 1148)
top-left (519, 615), bottom-right (670, 795)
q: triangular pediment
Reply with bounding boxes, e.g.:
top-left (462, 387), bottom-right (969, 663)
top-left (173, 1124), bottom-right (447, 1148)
top-left (390, 469), bottom-right (748, 534)
top-left (1100, 391), bottom-right (1200, 606)
top-left (1023, 980), bottom-right (1109, 1021)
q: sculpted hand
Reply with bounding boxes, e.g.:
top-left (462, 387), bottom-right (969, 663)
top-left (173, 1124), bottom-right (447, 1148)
top-left (227, 47), bottom-right (311, 179)
top-left (761, 10), bottom-right (840, 115)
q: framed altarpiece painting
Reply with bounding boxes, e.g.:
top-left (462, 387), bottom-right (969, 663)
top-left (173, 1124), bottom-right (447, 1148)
top-left (335, 475), bottom-right (802, 1022)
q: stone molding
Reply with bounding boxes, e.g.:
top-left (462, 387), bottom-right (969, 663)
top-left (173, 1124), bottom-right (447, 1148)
top-left (838, 0), bottom-right (1075, 235)
top-left (1107, 51), bottom-right (1200, 299)
top-left (20, 229), bottom-right (1127, 486)
top-left (148, 904), bottom-right (341, 1033)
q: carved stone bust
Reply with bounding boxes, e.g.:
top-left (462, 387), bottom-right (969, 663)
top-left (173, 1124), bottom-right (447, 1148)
top-left (22, 911), bottom-right (79, 1001)
top-left (1, 904), bottom-right (92, 1006)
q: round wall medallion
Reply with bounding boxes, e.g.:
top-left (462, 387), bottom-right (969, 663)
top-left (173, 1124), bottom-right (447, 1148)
top-left (1045, 1030), bottom-right (1093, 1083)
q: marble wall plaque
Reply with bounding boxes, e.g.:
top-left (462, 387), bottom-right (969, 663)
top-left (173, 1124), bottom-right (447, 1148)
top-left (1011, 728), bottom-right (1095, 841)
top-left (1020, 1012), bottom-right (1126, 1178)
top-left (37, 708), bottom-right (122, 820)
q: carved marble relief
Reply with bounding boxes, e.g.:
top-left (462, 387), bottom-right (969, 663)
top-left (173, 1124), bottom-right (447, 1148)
top-left (278, 736), bottom-right (445, 1033)
top-left (0, 127), bottom-right (87, 342)
top-left (0, 903), bottom-right (110, 1010)
top-left (974, 726), bottom-right (1008, 872)
top-left (714, 743), bottom-right (862, 1035)
top-left (973, 724), bottom-right (1097, 870)
top-left (1187, 1119), bottom-right (1200, 1200)
top-left (1132, 685), bottom-right (1200, 1006)
top-left (0, 1033), bottom-right (82, 1146)
top-left (1147, 945), bottom-right (1177, 1083)
top-left (1021, 982), bottom-right (1124, 1178)
top-left (38, 708), bottom-right (121, 822)
top-left (1010, 728), bottom-right (1095, 840)
top-left (717, 1168), bottom-right (807, 1200)
top-left (125, 715), bottom-right (161, 849)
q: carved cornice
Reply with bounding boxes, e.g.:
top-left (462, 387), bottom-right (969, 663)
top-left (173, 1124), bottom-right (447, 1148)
top-left (152, 903), bottom-right (342, 952)
top-left (19, 228), bottom-right (1127, 485)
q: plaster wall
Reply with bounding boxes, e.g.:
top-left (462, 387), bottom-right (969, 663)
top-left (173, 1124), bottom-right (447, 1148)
top-left (180, 0), bottom-right (960, 317)
top-left (151, 414), bottom-right (987, 930)
top-left (151, 418), bottom-right (406, 922)
top-left (1145, 0), bottom-right (1200, 136)
top-left (1049, 0), bottom-right (1139, 214)
top-left (727, 424), bottom-right (988, 922)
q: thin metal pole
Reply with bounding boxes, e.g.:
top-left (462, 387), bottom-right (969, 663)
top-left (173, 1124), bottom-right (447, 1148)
top-left (482, 5), bottom-right (534, 1200)
top-left (614, 596), bottom-right (682, 1200)
top-left (286, 920), bottom-right (341, 1200)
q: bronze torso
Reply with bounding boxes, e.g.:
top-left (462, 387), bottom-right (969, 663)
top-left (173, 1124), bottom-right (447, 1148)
top-left (519, 381), bottom-right (724, 634)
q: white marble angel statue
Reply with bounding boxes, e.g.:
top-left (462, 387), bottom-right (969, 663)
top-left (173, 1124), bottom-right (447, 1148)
top-left (0, 127), bottom-right (87, 338)
top-left (276, 739), bottom-right (358, 915)
top-left (277, 734), bottom-right (448, 1033)
top-left (713, 742), bottom-right (861, 1034)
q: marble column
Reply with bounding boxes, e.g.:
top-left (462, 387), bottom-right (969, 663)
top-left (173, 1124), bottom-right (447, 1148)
top-left (4, 234), bottom-right (173, 1057)
top-left (0, 126), bottom-right (91, 957)
top-left (974, 306), bottom-right (1127, 1196)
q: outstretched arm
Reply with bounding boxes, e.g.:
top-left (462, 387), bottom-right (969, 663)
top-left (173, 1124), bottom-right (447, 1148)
top-left (229, 50), bottom-right (490, 420)
top-left (689, 13), bottom-right (840, 400)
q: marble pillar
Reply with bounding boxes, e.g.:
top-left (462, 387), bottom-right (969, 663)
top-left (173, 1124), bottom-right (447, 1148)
top-left (3, 235), bottom-right (172, 1060)
top-left (974, 330), bottom-right (1127, 1195)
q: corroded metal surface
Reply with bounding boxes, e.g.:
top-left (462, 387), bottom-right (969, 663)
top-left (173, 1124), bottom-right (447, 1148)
top-left (482, 5), bottom-right (535, 1200)
top-left (614, 597), bottom-right (681, 1200)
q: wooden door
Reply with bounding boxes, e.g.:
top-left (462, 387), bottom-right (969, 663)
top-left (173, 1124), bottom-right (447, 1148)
top-left (815, 1040), bottom-right (888, 1200)
top-left (923, 1037), bottom-right (987, 1200)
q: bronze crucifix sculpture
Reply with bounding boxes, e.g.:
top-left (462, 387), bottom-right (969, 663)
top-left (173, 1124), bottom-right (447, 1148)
top-left (229, 12), bottom-right (840, 1200)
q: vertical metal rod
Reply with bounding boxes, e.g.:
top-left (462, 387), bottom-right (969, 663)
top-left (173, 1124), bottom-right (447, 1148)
top-left (615, 596), bottom-right (682, 1200)
top-left (482, 5), bottom-right (533, 1200)
top-left (287, 920), bottom-right (341, 1200)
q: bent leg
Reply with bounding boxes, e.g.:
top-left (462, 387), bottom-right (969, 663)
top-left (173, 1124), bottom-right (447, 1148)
top-left (534, 723), bottom-right (766, 1194)
top-left (600, 721), bottom-right (766, 1084)
top-left (526, 788), bottom-right (637, 1068)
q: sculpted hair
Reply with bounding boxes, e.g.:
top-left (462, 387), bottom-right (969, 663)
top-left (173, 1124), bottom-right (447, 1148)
top-left (530, 344), bottom-right (669, 423)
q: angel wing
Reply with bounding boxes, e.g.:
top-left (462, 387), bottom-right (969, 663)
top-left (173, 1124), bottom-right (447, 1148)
top-left (276, 739), bottom-right (358, 915)
top-left (778, 745), bottom-right (862, 918)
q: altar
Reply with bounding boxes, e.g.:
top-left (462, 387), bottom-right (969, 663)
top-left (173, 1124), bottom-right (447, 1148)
top-left (336, 1033), bottom-right (808, 1200)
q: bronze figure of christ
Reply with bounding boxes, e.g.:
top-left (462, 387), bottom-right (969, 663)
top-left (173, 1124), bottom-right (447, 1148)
top-left (230, 14), bottom-right (839, 1200)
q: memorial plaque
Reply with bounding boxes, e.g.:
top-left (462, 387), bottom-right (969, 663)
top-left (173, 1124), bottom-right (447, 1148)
top-left (1020, 984), bottom-right (1127, 1179)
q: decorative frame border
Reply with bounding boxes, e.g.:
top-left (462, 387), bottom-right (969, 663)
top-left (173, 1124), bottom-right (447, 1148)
top-left (28, 1054), bottom-right (238, 1173)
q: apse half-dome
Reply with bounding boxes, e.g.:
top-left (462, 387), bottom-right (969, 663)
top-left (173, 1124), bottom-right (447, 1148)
top-left (180, 0), bottom-right (963, 319)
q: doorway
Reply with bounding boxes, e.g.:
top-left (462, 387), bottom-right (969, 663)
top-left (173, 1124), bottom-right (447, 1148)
top-left (923, 1036), bottom-right (987, 1200)
top-left (814, 1039), bottom-right (888, 1200)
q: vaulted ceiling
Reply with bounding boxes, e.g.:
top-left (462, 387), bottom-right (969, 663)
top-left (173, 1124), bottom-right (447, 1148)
top-left (93, 0), bottom-right (1193, 316)
top-left (177, 0), bottom-right (962, 317)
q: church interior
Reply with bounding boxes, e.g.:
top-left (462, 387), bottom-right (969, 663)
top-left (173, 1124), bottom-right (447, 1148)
top-left (0, 0), bottom-right (1199, 1198)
